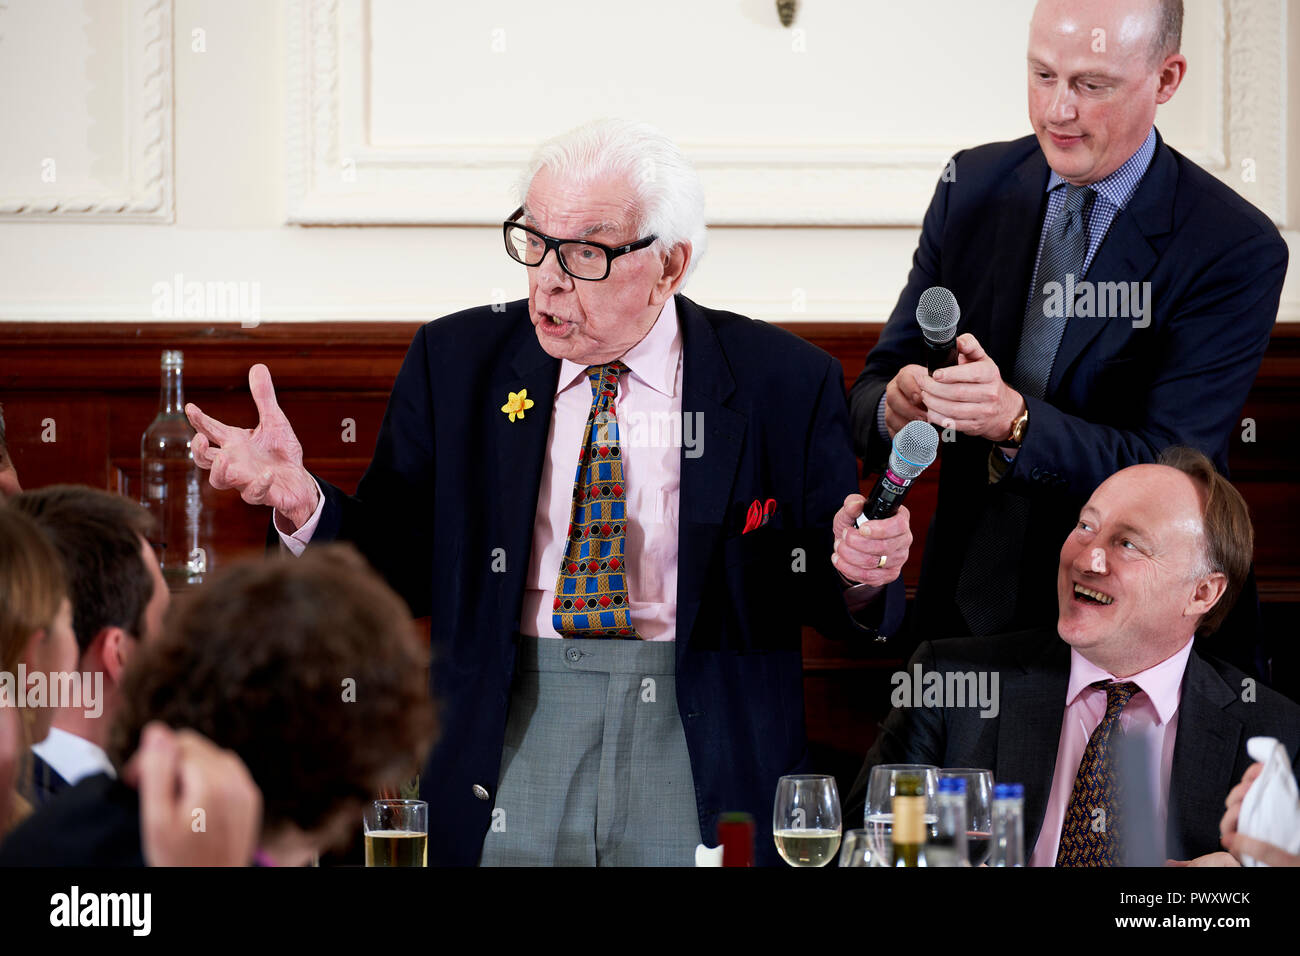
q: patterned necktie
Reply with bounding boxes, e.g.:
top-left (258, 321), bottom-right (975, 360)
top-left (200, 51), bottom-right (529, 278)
top-left (954, 185), bottom-right (1096, 635)
top-left (1055, 680), bottom-right (1141, 867)
top-left (552, 362), bottom-right (640, 639)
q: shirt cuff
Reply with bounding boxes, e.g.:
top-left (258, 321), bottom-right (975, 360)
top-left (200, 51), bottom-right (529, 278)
top-left (875, 392), bottom-right (890, 442)
top-left (273, 479), bottom-right (324, 556)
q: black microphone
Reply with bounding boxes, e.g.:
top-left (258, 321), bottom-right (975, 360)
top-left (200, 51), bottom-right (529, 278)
top-left (856, 420), bottom-right (940, 526)
top-left (916, 286), bottom-right (960, 373)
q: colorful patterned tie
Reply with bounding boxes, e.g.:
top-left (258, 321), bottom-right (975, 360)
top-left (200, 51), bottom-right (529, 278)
top-left (1055, 680), bottom-right (1141, 867)
top-left (552, 362), bottom-right (639, 639)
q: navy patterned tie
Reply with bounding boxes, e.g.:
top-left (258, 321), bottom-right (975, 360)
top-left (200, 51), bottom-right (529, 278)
top-left (1056, 681), bottom-right (1141, 867)
top-left (954, 185), bottom-right (1096, 635)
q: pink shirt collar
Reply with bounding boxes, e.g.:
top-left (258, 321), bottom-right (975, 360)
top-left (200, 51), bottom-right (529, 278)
top-left (556, 296), bottom-right (681, 399)
top-left (1065, 636), bottom-right (1195, 726)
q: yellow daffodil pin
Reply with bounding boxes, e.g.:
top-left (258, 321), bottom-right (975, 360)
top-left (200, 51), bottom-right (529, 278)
top-left (501, 389), bottom-right (535, 423)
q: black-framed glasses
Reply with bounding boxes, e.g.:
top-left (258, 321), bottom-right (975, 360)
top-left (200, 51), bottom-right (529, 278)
top-left (502, 207), bottom-right (657, 281)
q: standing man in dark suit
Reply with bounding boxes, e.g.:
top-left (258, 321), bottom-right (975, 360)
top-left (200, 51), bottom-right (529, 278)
top-left (850, 0), bottom-right (1287, 663)
top-left (845, 448), bottom-right (1300, 865)
top-left (183, 119), bottom-right (913, 866)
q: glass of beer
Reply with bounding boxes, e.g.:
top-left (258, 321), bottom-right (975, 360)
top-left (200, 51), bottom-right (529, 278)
top-left (364, 799), bottom-right (428, 867)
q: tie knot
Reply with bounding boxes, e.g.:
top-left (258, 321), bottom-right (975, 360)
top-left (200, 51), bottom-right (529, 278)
top-left (1093, 680), bottom-right (1140, 714)
top-left (1061, 184), bottom-right (1095, 218)
top-left (585, 362), bottom-right (625, 402)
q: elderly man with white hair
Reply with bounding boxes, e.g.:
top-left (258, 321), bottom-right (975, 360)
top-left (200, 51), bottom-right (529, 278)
top-left (185, 119), bottom-right (912, 866)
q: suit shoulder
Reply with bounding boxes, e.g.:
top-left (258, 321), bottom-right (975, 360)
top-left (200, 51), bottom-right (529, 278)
top-left (921, 627), bottom-right (1058, 670)
top-left (1169, 148), bottom-right (1286, 249)
top-left (683, 296), bottom-right (836, 375)
top-left (946, 135), bottom-right (1043, 186)
top-left (1201, 654), bottom-right (1300, 730)
top-left (416, 299), bottom-right (531, 361)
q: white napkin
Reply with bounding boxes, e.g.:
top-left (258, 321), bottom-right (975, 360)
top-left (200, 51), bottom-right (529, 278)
top-left (694, 843), bottom-right (724, 867)
top-left (1237, 736), bottom-right (1300, 866)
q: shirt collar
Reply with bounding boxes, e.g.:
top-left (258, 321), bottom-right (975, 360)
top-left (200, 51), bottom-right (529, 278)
top-left (1065, 634), bottom-right (1194, 726)
top-left (1046, 126), bottom-right (1157, 211)
top-left (30, 727), bottom-right (117, 784)
top-left (556, 295), bottom-right (681, 398)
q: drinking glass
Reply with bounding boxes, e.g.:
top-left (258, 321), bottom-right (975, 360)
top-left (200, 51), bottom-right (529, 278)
top-left (939, 769), bottom-right (995, 866)
top-left (773, 774), bottom-right (842, 867)
top-left (363, 799), bottom-right (428, 867)
top-left (838, 829), bottom-right (873, 867)
top-left (863, 764), bottom-right (939, 862)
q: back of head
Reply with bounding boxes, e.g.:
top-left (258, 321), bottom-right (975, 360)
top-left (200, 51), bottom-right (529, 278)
top-left (1156, 446), bottom-right (1252, 637)
top-left (0, 504), bottom-right (66, 676)
top-left (10, 485), bottom-right (156, 654)
top-left (109, 544), bottom-right (437, 836)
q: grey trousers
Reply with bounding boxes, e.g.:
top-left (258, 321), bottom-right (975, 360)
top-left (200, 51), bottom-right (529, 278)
top-left (478, 636), bottom-right (702, 866)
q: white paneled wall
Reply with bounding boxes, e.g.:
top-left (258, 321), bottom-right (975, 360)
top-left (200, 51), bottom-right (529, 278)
top-left (0, 0), bottom-right (1295, 323)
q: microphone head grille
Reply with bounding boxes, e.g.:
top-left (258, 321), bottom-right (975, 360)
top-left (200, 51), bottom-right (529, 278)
top-left (889, 420), bottom-right (940, 479)
top-left (915, 286), bottom-right (960, 343)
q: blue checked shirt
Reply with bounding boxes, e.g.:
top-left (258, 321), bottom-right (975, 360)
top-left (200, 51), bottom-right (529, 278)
top-left (874, 127), bottom-right (1158, 441)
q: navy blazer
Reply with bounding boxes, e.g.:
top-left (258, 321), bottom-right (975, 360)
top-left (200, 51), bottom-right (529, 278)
top-left (849, 131), bottom-right (1287, 667)
top-left (306, 294), bottom-right (904, 866)
top-left (844, 629), bottom-right (1300, 862)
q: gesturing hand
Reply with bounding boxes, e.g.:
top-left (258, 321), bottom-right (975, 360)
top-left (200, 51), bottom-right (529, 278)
top-left (919, 334), bottom-right (1025, 441)
top-left (185, 364), bottom-right (319, 530)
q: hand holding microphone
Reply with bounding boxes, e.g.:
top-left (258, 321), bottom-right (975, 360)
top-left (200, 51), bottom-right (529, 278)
top-left (883, 286), bottom-right (961, 437)
top-left (832, 420), bottom-right (937, 587)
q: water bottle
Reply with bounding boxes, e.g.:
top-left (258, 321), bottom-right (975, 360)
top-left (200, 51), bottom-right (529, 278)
top-left (930, 777), bottom-right (969, 867)
top-left (141, 350), bottom-right (207, 588)
top-left (990, 782), bottom-right (1025, 867)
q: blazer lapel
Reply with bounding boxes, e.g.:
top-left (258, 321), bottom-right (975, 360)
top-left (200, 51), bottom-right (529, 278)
top-left (995, 632), bottom-right (1070, 853)
top-left (983, 152), bottom-right (1051, 371)
top-left (495, 319), bottom-right (560, 626)
top-left (1165, 650), bottom-right (1242, 860)
top-left (673, 296), bottom-right (745, 664)
top-left (1047, 136), bottom-right (1175, 395)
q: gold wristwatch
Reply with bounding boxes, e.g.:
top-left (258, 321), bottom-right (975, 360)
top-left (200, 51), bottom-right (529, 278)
top-left (1002, 405), bottom-right (1030, 448)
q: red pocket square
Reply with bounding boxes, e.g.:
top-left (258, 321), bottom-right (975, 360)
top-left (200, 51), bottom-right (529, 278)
top-left (742, 498), bottom-right (778, 534)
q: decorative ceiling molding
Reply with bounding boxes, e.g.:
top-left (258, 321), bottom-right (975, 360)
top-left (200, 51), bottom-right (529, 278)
top-left (0, 0), bottom-right (174, 223)
top-left (285, 0), bottom-right (1284, 227)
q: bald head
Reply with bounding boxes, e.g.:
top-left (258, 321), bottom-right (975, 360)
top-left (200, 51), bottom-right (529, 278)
top-left (1031, 0), bottom-right (1180, 66)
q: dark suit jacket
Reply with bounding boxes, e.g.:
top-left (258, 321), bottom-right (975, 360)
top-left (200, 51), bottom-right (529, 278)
top-left (304, 294), bottom-right (904, 866)
top-left (0, 773), bottom-right (145, 866)
top-left (849, 130), bottom-right (1287, 668)
top-left (28, 751), bottom-right (70, 807)
top-left (844, 628), bottom-right (1300, 862)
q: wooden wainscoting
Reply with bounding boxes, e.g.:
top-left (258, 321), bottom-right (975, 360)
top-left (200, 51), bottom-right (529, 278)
top-left (4, 320), bottom-right (1298, 778)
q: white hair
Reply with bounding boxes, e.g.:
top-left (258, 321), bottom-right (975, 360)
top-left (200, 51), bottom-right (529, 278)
top-left (516, 118), bottom-right (708, 285)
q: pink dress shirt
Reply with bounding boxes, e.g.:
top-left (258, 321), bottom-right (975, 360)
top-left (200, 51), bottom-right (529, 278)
top-left (277, 296), bottom-right (684, 642)
top-left (1027, 636), bottom-right (1194, 866)
top-left (519, 296), bottom-right (682, 641)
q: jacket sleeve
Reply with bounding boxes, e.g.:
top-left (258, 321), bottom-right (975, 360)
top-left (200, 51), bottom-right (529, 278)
top-left (1003, 229), bottom-right (1286, 497)
top-left (849, 155), bottom-right (961, 470)
top-left (842, 640), bottom-right (947, 825)
top-left (801, 353), bottom-right (908, 645)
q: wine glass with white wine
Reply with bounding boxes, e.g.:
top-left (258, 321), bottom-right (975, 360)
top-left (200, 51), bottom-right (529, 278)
top-left (773, 774), bottom-right (842, 867)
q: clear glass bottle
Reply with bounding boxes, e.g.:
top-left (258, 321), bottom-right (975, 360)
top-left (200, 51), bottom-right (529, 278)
top-left (141, 350), bottom-right (206, 589)
top-left (990, 782), bottom-right (1025, 867)
top-left (930, 777), bottom-right (970, 867)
